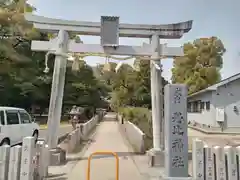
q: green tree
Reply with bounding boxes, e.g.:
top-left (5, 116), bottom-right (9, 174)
top-left (101, 59), bottom-right (169, 110)
top-left (63, 61), bottom-right (105, 109)
top-left (0, 0), bottom-right (107, 115)
top-left (171, 37), bottom-right (226, 94)
top-left (94, 62), bottom-right (117, 88)
top-left (132, 60), bottom-right (151, 107)
top-left (0, 0), bottom-right (51, 110)
top-left (111, 63), bottom-right (136, 107)
top-left (0, 0), bottom-right (40, 62)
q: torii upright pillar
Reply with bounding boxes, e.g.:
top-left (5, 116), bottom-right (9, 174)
top-left (46, 30), bottom-right (69, 149)
top-left (148, 34), bottom-right (166, 167)
top-left (150, 34), bottom-right (163, 150)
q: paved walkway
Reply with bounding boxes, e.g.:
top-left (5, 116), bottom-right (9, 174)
top-left (67, 116), bottom-right (144, 180)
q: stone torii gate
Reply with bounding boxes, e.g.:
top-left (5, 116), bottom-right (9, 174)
top-left (24, 14), bottom-right (192, 164)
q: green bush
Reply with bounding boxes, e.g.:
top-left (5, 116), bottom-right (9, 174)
top-left (119, 107), bottom-right (153, 150)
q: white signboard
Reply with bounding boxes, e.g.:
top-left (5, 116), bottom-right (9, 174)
top-left (216, 108), bottom-right (225, 122)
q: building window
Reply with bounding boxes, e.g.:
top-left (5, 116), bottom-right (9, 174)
top-left (200, 102), bottom-right (205, 110)
top-left (206, 101), bottom-right (210, 111)
top-left (193, 102), bottom-right (197, 112)
top-left (187, 101), bottom-right (202, 113)
top-left (187, 103), bottom-right (191, 112)
top-left (193, 101), bottom-right (201, 113)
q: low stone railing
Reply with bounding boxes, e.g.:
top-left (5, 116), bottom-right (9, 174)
top-left (62, 114), bottom-right (101, 153)
top-left (192, 138), bottom-right (240, 180)
top-left (117, 114), bottom-right (145, 153)
top-left (65, 127), bottom-right (81, 153)
top-left (0, 137), bottom-right (49, 180)
top-left (80, 114), bottom-right (99, 139)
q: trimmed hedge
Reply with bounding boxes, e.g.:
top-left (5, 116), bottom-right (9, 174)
top-left (118, 107), bottom-right (153, 150)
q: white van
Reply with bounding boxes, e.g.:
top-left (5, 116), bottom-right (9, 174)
top-left (0, 106), bottom-right (39, 146)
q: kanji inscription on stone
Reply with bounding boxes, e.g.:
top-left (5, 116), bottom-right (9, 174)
top-left (164, 84), bottom-right (188, 178)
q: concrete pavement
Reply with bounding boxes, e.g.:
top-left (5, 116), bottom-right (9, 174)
top-left (67, 120), bottom-right (144, 180)
top-left (188, 127), bottom-right (240, 147)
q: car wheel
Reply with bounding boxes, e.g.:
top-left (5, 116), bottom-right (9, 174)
top-left (33, 131), bottom-right (38, 143)
top-left (0, 139), bottom-right (10, 146)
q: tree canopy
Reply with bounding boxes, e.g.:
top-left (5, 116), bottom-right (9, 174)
top-left (0, 0), bottom-right (107, 114)
top-left (94, 59), bottom-right (169, 110)
top-left (171, 37), bottom-right (226, 94)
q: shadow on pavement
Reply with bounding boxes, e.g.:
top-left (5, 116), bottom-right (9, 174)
top-left (47, 178), bottom-right (67, 180)
top-left (47, 173), bottom-right (67, 180)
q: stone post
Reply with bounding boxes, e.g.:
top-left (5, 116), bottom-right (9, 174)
top-left (67, 133), bottom-right (75, 153)
top-left (42, 145), bottom-right (49, 177)
top-left (76, 128), bottom-right (81, 144)
top-left (204, 145), bottom-right (214, 180)
top-left (73, 130), bottom-right (77, 149)
top-left (8, 145), bottom-right (22, 180)
top-left (224, 146), bottom-right (237, 180)
top-left (192, 139), bottom-right (204, 180)
top-left (36, 141), bottom-right (49, 179)
top-left (0, 145), bottom-right (10, 180)
top-left (20, 137), bottom-right (35, 180)
top-left (236, 146), bottom-right (240, 177)
top-left (164, 84), bottom-right (189, 179)
top-left (213, 146), bottom-right (226, 180)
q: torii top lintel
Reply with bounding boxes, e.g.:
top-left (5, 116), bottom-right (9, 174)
top-left (25, 13), bottom-right (193, 39)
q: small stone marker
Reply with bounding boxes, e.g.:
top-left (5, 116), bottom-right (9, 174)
top-left (224, 146), bottom-right (237, 180)
top-left (236, 146), bottom-right (240, 179)
top-left (42, 144), bottom-right (49, 177)
top-left (68, 132), bottom-right (75, 152)
top-left (20, 137), bottom-right (35, 180)
top-left (0, 145), bottom-right (10, 180)
top-left (204, 145), bottom-right (214, 180)
top-left (192, 139), bottom-right (204, 180)
top-left (214, 146), bottom-right (226, 180)
top-left (73, 130), bottom-right (78, 146)
top-left (8, 145), bottom-right (22, 180)
top-left (164, 84), bottom-right (188, 178)
top-left (36, 141), bottom-right (49, 178)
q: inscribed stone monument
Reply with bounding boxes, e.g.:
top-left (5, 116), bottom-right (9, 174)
top-left (164, 84), bottom-right (188, 178)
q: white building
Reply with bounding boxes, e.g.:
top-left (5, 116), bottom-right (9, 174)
top-left (188, 73), bottom-right (240, 131)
